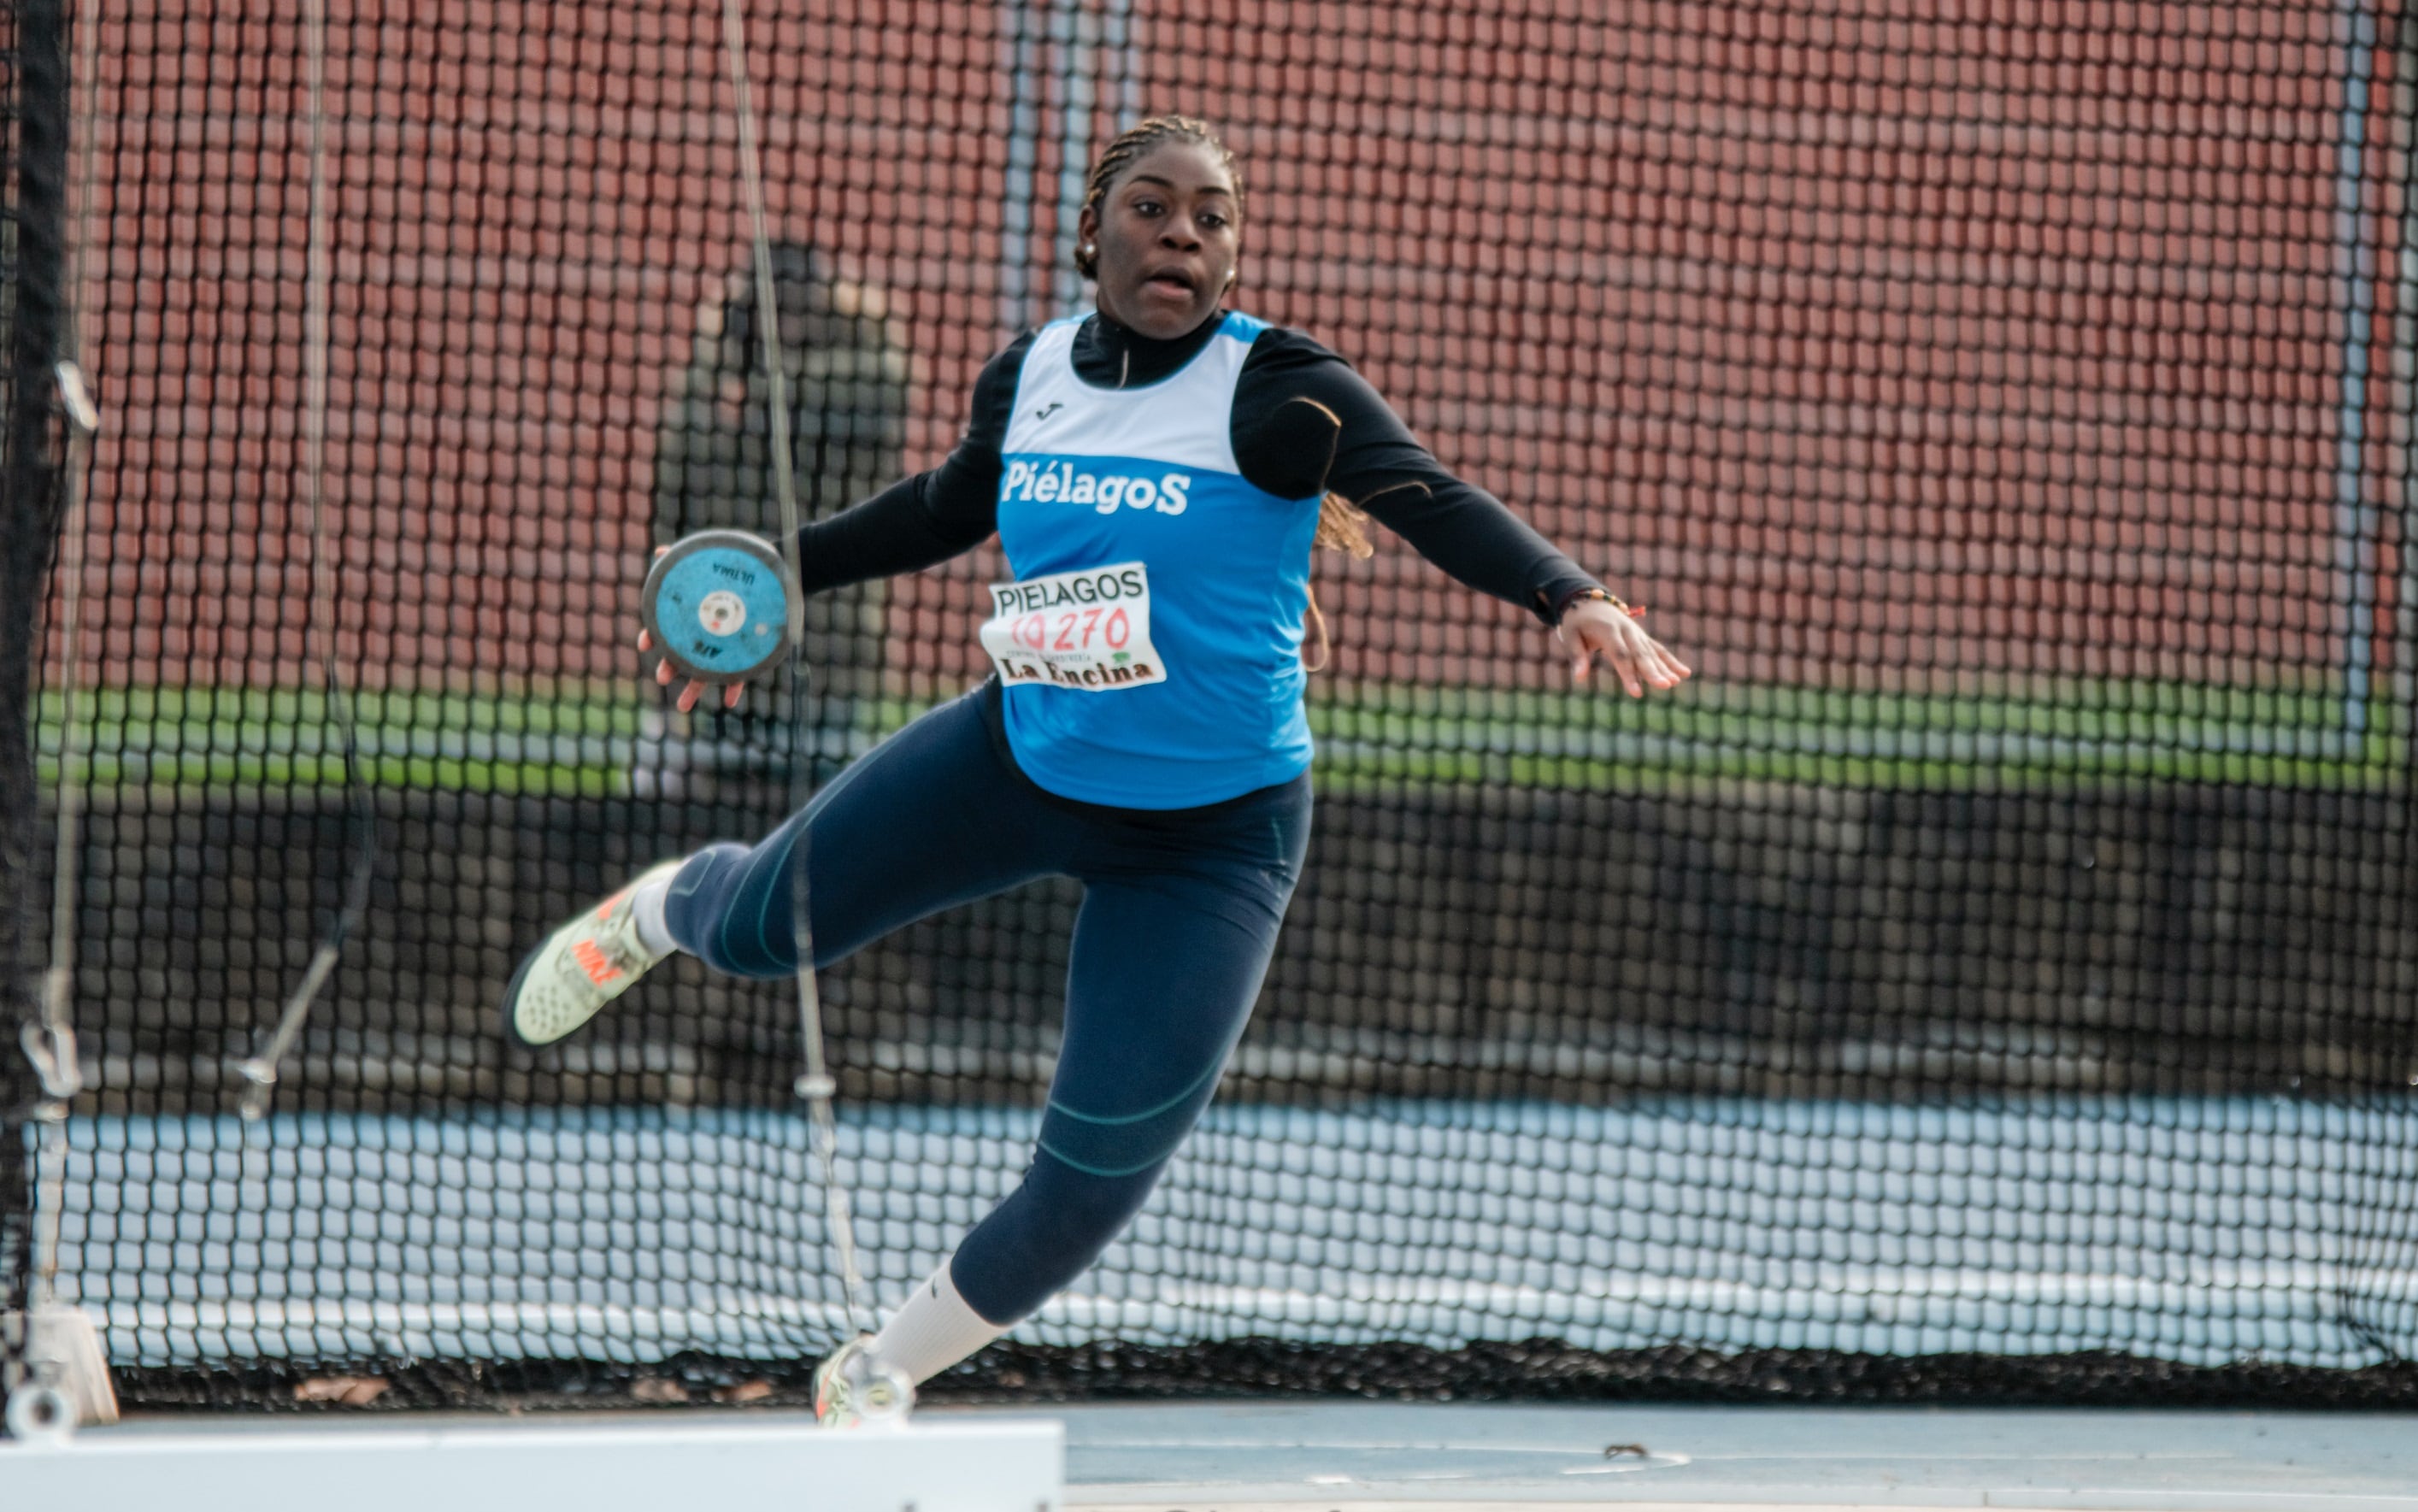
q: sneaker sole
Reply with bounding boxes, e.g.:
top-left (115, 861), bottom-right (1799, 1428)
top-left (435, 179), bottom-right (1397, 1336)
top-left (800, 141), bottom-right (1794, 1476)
top-left (498, 943), bottom-right (549, 1050)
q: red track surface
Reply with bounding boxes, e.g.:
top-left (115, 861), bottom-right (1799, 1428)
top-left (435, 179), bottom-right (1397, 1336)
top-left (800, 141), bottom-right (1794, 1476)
top-left (76, 0), bottom-right (2407, 693)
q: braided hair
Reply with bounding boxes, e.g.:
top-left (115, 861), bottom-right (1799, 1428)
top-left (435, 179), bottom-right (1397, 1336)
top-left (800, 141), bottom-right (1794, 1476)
top-left (1074, 115), bottom-right (1370, 669)
top-left (1071, 115), bottom-right (1244, 282)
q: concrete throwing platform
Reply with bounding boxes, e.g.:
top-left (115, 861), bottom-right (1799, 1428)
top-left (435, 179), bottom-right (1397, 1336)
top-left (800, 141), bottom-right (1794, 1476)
top-left (2, 1414), bottom-right (1062, 1512)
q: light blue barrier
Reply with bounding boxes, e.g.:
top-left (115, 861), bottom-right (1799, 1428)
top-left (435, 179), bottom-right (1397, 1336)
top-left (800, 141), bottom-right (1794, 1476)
top-left (39, 1098), bottom-right (2418, 1370)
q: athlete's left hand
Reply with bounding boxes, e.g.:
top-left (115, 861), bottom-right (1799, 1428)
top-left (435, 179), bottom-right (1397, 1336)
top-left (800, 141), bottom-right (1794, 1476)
top-left (638, 546), bottom-right (746, 713)
top-left (1557, 598), bottom-right (1692, 697)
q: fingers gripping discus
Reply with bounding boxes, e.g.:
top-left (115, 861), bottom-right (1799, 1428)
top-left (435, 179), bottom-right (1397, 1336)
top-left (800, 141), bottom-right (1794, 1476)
top-left (641, 529), bottom-right (803, 682)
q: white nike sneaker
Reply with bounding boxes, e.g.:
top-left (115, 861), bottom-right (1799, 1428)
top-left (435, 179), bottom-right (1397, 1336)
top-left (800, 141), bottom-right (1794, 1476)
top-left (500, 858), bottom-right (685, 1048)
top-left (812, 1336), bottom-right (915, 1427)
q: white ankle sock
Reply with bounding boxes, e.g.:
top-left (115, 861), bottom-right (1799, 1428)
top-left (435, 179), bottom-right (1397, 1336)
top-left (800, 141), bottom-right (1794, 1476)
top-left (868, 1260), bottom-right (1010, 1386)
top-left (629, 872), bottom-right (680, 958)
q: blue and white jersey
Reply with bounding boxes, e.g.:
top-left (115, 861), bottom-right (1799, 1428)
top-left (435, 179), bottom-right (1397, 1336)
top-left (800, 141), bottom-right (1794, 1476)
top-left (986, 310), bottom-right (1320, 809)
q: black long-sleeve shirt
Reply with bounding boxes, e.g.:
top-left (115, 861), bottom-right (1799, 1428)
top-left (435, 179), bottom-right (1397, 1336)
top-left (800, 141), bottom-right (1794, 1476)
top-left (795, 309), bottom-right (1603, 624)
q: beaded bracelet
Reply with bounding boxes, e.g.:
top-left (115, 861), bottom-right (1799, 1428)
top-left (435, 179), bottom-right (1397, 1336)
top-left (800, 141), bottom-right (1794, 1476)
top-left (1560, 586), bottom-right (1641, 621)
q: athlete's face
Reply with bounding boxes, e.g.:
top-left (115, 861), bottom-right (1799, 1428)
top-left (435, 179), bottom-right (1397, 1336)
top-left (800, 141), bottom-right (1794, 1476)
top-left (1080, 141), bottom-right (1239, 340)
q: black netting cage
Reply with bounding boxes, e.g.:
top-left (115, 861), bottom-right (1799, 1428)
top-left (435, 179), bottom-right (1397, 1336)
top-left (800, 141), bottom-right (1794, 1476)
top-left (1, 0), bottom-right (69, 1414)
top-left (7, 0), bottom-right (2418, 1415)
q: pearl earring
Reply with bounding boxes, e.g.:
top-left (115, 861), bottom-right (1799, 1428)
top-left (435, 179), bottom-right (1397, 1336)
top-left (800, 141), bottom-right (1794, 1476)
top-left (1080, 243), bottom-right (1096, 258)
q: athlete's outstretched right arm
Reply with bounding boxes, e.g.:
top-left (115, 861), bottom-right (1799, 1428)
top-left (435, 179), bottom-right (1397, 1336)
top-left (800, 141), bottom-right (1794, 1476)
top-left (643, 332), bottom-right (1033, 709)
top-left (789, 331), bottom-right (1033, 593)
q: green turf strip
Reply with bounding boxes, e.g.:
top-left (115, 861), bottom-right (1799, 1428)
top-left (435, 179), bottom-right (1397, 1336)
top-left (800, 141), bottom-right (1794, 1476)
top-left (1305, 677), bottom-right (2409, 795)
top-left (32, 685), bottom-right (648, 797)
top-left (32, 675), bottom-right (2409, 797)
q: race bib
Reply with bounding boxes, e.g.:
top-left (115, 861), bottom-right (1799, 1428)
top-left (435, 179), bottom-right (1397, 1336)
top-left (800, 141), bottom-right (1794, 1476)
top-left (980, 562), bottom-right (1168, 691)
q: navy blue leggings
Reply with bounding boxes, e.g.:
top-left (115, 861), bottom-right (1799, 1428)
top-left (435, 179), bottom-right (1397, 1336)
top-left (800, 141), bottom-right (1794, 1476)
top-left (661, 680), bottom-right (1310, 1326)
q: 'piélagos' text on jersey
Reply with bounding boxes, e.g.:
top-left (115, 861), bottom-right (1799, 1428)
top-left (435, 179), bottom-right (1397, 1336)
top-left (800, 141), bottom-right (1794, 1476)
top-left (990, 311), bottom-right (1319, 809)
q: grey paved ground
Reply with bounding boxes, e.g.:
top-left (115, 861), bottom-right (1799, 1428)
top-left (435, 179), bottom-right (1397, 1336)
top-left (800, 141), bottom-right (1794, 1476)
top-left (1019, 1400), bottom-right (2418, 1509)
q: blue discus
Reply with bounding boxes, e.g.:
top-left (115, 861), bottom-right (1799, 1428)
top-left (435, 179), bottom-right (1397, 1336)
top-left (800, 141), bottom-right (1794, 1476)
top-left (640, 529), bottom-right (799, 684)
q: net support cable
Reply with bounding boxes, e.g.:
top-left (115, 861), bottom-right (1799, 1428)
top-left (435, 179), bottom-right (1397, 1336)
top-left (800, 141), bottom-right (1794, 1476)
top-left (7, 0), bottom-right (119, 1444)
top-left (232, 0), bottom-right (377, 1121)
top-left (718, 0), bottom-right (872, 1341)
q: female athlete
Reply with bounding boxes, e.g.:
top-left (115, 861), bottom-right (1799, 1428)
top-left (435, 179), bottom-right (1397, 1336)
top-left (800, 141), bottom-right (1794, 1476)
top-left (500, 115), bottom-right (1691, 1421)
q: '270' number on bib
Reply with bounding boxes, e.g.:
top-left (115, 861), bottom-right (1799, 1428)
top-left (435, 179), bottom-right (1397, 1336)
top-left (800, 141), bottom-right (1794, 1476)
top-left (1004, 603), bottom-right (1132, 654)
top-left (980, 562), bottom-right (1168, 691)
